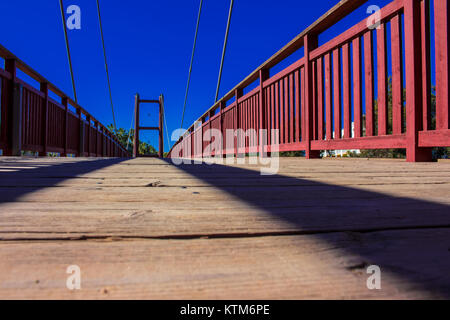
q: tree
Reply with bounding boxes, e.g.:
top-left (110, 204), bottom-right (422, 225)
top-left (354, 78), bottom-right (449, 160)
top-left (107, 125), bottom-right (157, 156)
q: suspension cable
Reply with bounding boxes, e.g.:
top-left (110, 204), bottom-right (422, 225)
top-left (214, 0), bottom-right (234, 103)
top-left (161, 96), bottom-right (171, 151)
top-left (59, 0), bottom-right (78, 103)
top-left (180, 0), bottom-right (204, 129)
top-left (126, 106), bottom-right (136, 152)
top-left (96, 0), bottom-right (117, 130)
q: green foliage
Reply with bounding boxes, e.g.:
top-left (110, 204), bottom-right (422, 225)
top-left (107, 125), bottom-right (157, 156)
top-left (280, 151), bottom-right (305, 157)
top-left (361, 78), bottom-right (449, 160)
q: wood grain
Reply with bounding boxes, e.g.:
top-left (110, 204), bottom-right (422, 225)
top-left (0, 156), bottom-right (449, 299)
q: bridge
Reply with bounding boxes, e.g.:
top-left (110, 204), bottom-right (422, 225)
top-left (0, 0), bottom-right (450, 299)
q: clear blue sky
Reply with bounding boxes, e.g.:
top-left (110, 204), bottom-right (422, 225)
top-left (0, 0), bottom-right (392, 151)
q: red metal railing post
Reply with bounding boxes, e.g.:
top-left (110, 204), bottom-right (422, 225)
top-left (434, 0), bottom-right (450, 131)
top-left (159, 95), bottom-right (164, 158)
top-left (133, 94), bottom-right (140, 158)
top-left (40, 82), bottom-right (49, 156)
top-left (404, 0), bottom-right (432, 162)
top-left (5, 59), bottom-right (23, 157)
top-left (62, 97), bottom-right (69, 157)
top-left (304, 34), bottom-right (321, 158)
top-left (5, 59), bottom-right (19, 156)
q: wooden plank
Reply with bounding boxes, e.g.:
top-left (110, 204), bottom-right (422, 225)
top-left (1, 228), bottom-right (449, 299)
top-left (0, 157), bottom-right (449, 299)
top-left (0, 157), bottom-right (449, 241)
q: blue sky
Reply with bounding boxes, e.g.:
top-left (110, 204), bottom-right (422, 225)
top-left (0, 0), bottom-right (393, 151)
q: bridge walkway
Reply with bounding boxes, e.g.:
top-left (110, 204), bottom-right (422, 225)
top-left (0, 157), bottom-right (449, 299)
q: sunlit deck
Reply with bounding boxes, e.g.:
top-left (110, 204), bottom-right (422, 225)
top-left (0, 157), bottom-right (449, 299)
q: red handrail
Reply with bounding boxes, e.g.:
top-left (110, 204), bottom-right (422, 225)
top-left (0, 44), bottom-right (130, 158)
top-left (169, 0), bottom-right (450, 162)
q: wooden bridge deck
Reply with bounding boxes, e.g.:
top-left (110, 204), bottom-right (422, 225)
top-left (0, 157), bottom-right (449, 299)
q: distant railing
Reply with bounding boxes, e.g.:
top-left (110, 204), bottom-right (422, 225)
top-left (169, 0), bottom-right (450, 162)
top-left (0, 44), bottom-right (129, 158)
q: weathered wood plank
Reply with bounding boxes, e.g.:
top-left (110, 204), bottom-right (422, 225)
top-left (0, 228), bottom-right (449, 299)
top-left (0, 157), bottom-right (449, 299)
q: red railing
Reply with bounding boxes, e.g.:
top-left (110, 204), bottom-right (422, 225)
top-left (0, 44), bottom-right (129, 158)
top-left (169, 0), bottom-right (450, 162)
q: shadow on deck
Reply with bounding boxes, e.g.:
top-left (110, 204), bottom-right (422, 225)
top-left (167, 159), bottom-right (450, 298)
top-left (0, 157), bottom-right (449, 298)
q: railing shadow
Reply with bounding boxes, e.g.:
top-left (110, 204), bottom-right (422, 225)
top-left (166, 158), bottom-right (450, 298)
top-left (0, 157), bottom-right (126, 203)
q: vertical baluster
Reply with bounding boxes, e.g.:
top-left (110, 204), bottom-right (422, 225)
top-left (77, 108), bottom-right (83, 157)
top-left (284, 77), bottom-right (289, 144)
top-left (434, 0), bottom-right (449, 130)
top-left (377, 22), bottom-right (388, 136)
top-left (289, 73), bottom-right (294, 144)
top-left (405, 0), bottom-right (432, 161)
top-left (234, 88), bottom-right (242, 156)
top-left (391, 14), bottom-right (403, 135)
top-left (259, 69), bottom-right (269, 152)
top-left (62, 97), bottom-right (69, 157)
top-left (325, 53), bottom-right (332, 140)
top-left (304, 34), bottom-right (320, 157)
top-left (333, 48), bottom-right (341, 139)
top-left (275, 82), bottom-right (280, 145)
top-left (5, 59), bottom-right (21, 156)
top-left (271, 85), bottom-right (275, 146)
top-left (352, 37), bottom-right (362, 138)
top-left (317, 57), bottom-right (324, 140)
top-left (342, 43), bottom-right (351, 139)
top-left (294, 70), bottom-right (301, 142)
top-left (279, 79), bottom-right (284, 144)
top-left (420, 0), bottom-right (431, 131)
top-left (312, 60), bottom-right (317, 141)
top-left (301, 67), bottom-right (305, 142)
top-left (364, 31), bottom-right (375, 137)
